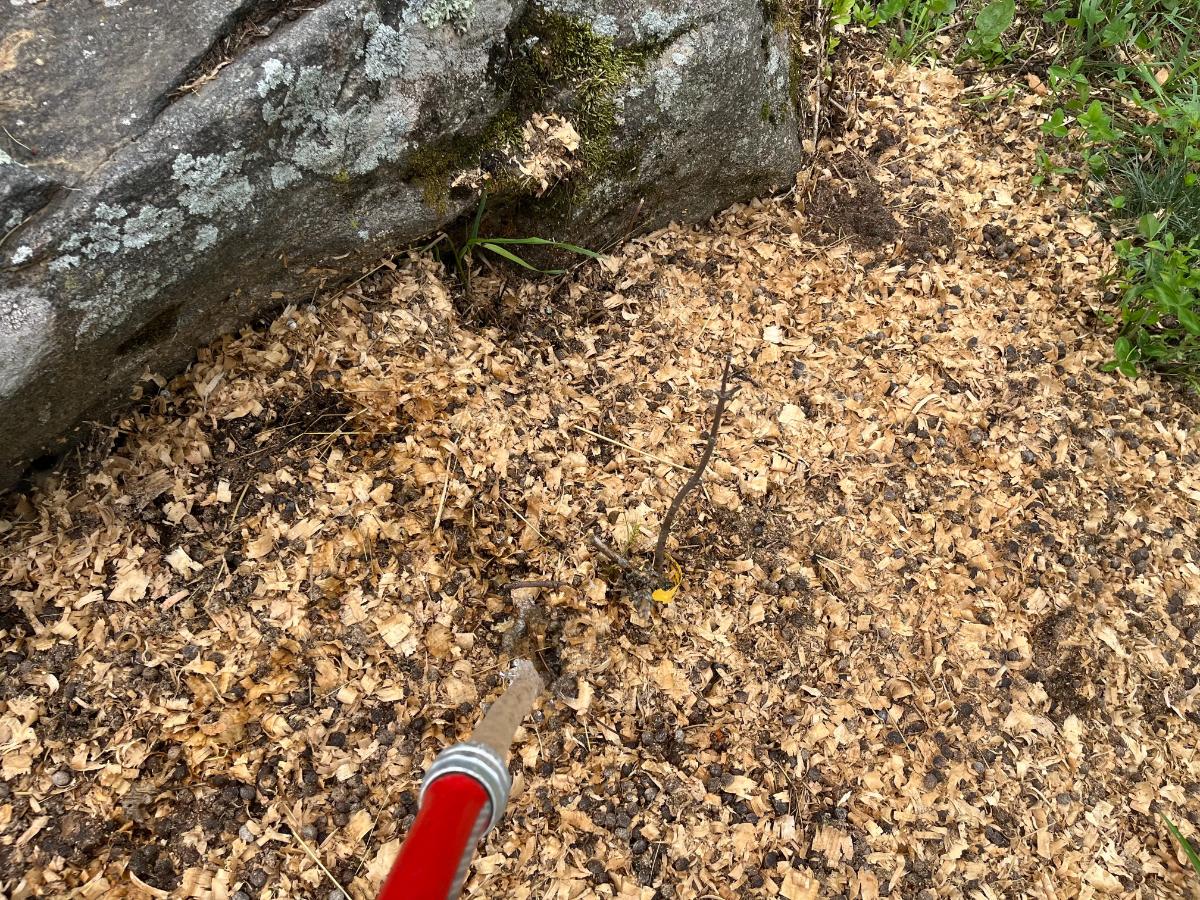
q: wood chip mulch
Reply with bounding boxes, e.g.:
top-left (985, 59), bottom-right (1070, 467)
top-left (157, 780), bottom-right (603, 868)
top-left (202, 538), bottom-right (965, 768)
top-left (2, 61), bottom-right (1199, 900)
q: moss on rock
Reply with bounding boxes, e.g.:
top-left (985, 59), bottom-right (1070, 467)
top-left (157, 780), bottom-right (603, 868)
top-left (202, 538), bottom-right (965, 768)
top-left (760, 0), bottom-right (810, 120)
top-left (401, 6), bottom-right (654, 214)
top-left (508, 9), bottom-right (650, 175)
top-left (402, 109), bottom-right (522, 211)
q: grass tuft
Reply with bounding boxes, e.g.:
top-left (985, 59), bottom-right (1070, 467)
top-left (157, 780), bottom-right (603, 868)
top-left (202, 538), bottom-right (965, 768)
top-left (827, 0), bottom-right (1200, 385)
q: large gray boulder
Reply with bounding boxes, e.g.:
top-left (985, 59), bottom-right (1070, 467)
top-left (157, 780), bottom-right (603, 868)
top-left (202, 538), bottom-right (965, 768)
top-left (0, 0), bottom-right (803, 486)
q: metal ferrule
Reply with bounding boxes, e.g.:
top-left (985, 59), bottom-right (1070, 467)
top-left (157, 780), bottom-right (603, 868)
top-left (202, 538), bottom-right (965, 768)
top-left (420, 741), bottom-right (512, 834)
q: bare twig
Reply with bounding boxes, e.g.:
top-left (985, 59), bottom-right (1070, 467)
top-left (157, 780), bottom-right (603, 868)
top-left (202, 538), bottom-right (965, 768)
top-left (432, 443), bottom-right (458, 533)
top-left (498, 493), bottom-right (545, 542)
top-left (0, 210), bottom-right (35, 253)
top-left (331, 257), bottom-right (397, 303)
top-left (589, 533), bottom-right (634, 570)
top-left (1, 124), bottom-right (34, 154)
top-left (504, 579), bottom-right (565, 591)
top-left (571, 425), bottom-right (691, 472)
top-left (652, 353), bottom-right (739, 575)
top-left (284, 811), bottom-right (355, 900)
top-left (225, 481), bottom-right (251, 530)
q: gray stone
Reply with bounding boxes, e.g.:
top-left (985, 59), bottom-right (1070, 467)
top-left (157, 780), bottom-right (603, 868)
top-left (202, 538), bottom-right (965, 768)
top-left (0, 0), bottom-right (803, 485)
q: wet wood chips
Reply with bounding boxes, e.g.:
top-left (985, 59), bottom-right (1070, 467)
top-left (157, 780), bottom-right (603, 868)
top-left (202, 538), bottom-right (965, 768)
top-left (2, 62), bottom-right (1199, 900)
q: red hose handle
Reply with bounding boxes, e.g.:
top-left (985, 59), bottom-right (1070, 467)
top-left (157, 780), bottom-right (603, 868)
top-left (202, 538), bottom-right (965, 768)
top-left (379, 774), bottom-right (491, 900)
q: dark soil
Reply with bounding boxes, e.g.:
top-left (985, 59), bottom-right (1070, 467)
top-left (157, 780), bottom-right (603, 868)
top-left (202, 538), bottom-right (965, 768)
top-left (805, 171), bottom-right (901, 248)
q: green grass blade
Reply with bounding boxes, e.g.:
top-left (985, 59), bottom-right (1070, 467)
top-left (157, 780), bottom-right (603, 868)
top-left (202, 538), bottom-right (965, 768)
top-left (418, 233), bottom-right (450, 255)
top-left (480, 242), bottom-right (566, 274)
top-left (469, 191), bottom-right (487, 243)
top-left (1163, 815), bottom-right (1200, 878)
top-left (477, 236), bottom-right (601, 258)
top-left (453, 245), bottom-right (470, 295)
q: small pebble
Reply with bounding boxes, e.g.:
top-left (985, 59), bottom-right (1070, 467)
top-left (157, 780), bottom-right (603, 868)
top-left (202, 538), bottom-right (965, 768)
top-left (239, 824), bottom-right (254, 843)
top-left (51, 770), bottom-right (72, 788)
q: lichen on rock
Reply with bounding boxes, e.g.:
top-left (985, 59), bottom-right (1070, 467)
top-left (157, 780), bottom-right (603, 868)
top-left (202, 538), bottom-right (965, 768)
top-left (364, 21), bottom-right (408, 82)
top-left (269, 162), bottom-right (302, 189)
top-left (416, 0), bottom-right (477, 32)
top-left (48, 255), bottom-right (79, 273)
top-left (652, 30), bottom-right (698, 108)
top-left (257, 57), bottom-right (294, 100)
top-left (0, 287), bottom-right (53, 400)
top-left (631, 7), bottom-right (692, 41)
top-left (172, 152), bottom-right (254, 217)
top-left (193, 224), bottom-right (219, 251)
top-left (59, 203), bottom-right (127, 259)
top-left (259, 58), bottom-right (418, 178)
top-left (121, 205), bottom-right (185, 250)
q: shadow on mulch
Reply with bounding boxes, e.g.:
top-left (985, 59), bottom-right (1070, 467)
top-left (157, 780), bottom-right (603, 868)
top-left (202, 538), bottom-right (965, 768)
top-left (804, 160), bottom-right (956, 261)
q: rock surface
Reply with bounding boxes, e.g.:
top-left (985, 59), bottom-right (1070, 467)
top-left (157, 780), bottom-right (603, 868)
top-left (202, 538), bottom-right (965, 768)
top-left (0, 0), bottom-right (803, 486)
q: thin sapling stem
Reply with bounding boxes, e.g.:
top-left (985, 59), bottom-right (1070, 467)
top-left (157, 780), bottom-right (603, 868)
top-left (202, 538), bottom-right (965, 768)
top-left (652, 353), bottom-right (739, 576)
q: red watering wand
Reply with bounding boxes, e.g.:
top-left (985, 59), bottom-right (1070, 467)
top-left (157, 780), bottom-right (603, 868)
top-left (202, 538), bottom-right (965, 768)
top-left (378, 660), bottom-right (543, 900)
